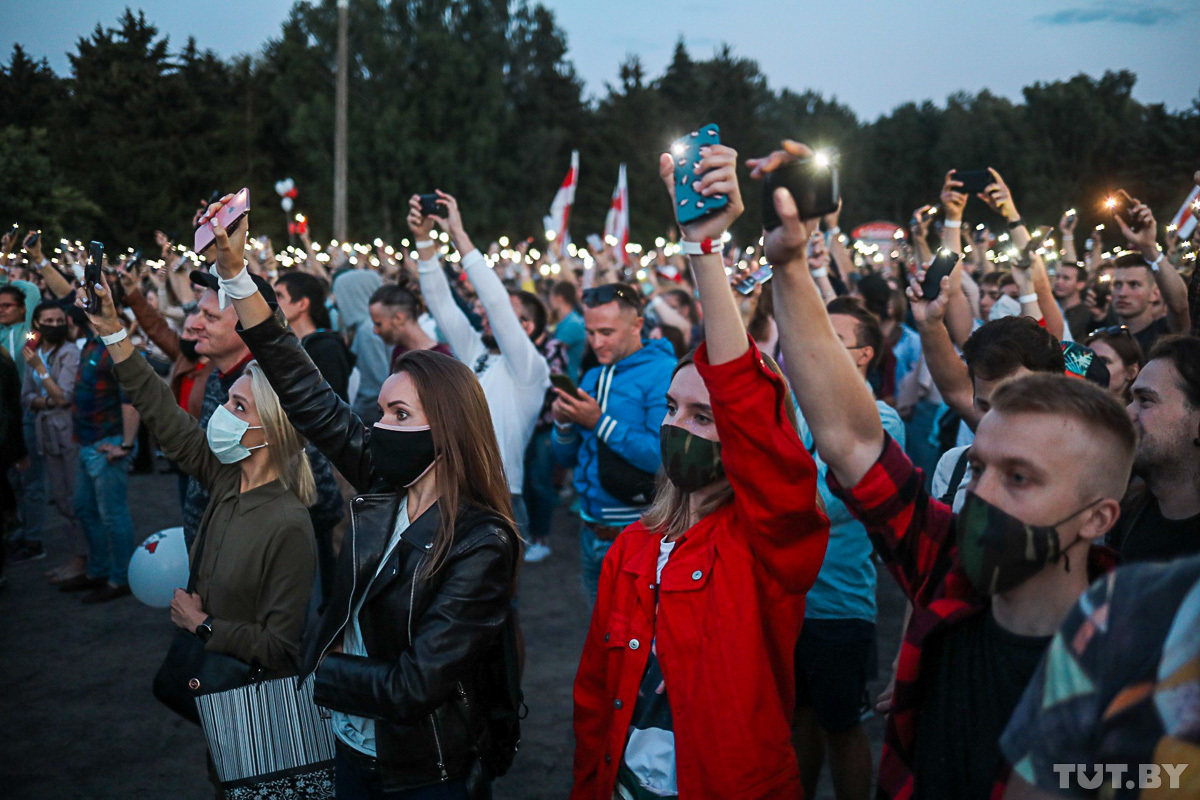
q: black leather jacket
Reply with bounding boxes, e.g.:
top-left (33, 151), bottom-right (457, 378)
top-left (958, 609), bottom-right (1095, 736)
top-left (239, 316), bottom-right (517, 794)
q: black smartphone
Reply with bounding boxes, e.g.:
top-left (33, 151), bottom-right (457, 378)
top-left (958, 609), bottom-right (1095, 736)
top-left (951, 169), bottom-right (993, 195)
top-left (1106, 191), bottom-right (1141, 232)
top-left (735, 264), bottom-right (773, 295)
top-left (921, 250), bottom-right (959, 302)
top-left (550, 373), bottom-right (580, 398)
top-left (762, 151), bottom-right (840, 231)
top-left (26, 230), bottom-right (40, 248)
top-left (419, 194), bottom-right (448, 218)
top-left (8, 222), bottom-right (19, 242)
top-left (86, 241), bottom-right (104, 312)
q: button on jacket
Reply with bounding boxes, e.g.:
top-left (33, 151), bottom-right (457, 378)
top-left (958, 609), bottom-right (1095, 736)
top-left (113, 353), bottom-right (315, 672)
top-left (571, 341), bottom-right (830, 800)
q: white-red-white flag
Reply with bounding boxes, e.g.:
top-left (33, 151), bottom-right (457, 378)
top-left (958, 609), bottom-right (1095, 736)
top-left (543, 150), bottom-right (578, 244)
top-left (1169, 185), bottom-right (1200, 239)
top-left (603, 164), bottom-right (629, 266)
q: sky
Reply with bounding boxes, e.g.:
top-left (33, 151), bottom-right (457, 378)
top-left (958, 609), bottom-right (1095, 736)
top-left (2, 0), bottom-right (1197, 120)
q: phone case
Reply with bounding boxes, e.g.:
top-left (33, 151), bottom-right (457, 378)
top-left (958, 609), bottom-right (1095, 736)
top-left (921, 251), bottom-right (959, 301)
top-left (735, 265), bottom-right (774, 295)
top-left (672, 124), bottom-right (728, 225)
top-left (952, 169), bottom-right (993, 195)
top-left (194, 188), bottom-right (251, 254)
top-left (762, 155), bottom-right (840, 230)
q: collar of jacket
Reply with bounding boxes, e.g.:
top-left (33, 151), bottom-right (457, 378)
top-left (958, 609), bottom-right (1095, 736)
top-left (620, 512), bottom-right (721, 613)
top-left (352, 493), bottom-right (442, 556)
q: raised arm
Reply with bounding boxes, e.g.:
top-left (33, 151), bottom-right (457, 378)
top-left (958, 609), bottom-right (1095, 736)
top-left (1118, 197), bottom-right (1190, 334)
top-left (409, 196), bottom-right (485, 364)
top-left (23, 233), bottom-right (72, 299)
top-left (1058, 210), bottom-right (1078, 264)
top-left (750, 140), bottom-right (885, 488)
top-left (907, 273), bottom-right (978, 427)
top-left (118, 266), bottom-right (182, 361)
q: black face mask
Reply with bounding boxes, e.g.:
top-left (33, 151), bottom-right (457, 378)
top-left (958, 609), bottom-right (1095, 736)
top-left (179, 338), bottom-right (200, 362)
top-left (369, 424), bottom-right (437, 488)
top-left (39, 324), bottom-right (68, 346)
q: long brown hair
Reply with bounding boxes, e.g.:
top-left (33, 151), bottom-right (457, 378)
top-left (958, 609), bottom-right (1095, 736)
top-left (392, 349), bottom-right (516, 576)
top-left (641, 349), bottom-right (810, 538)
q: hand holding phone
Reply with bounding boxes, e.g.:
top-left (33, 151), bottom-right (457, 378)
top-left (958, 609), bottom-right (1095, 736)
top-left (1105, 190), bottom-right (1141, 232)
top-left (419, 193), bottom-right (448, 219)
top-left (85, 241), bottom-right (104, 313)
top-left (670, 124), bottom-right (728, 225)
top-left (194, 187), bottom-right (250, 254)
top-left (550, 373), bottom-right (580, 398)
top-left (734, 264), bottom-right (773, 295)
top-left (920, 250), bottom-right (959, 302)
top-left (762, 151), bottom-right (840, 231)
top-left (950, 169), bottom-right (993, 196)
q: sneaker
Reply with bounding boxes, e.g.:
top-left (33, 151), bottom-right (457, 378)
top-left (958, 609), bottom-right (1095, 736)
top-left (524, 542), bottom-right (552, 563)
top-left (9, 540), bottom-right (46, 564)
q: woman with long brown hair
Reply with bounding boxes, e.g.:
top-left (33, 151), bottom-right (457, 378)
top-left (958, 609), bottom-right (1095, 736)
top-left (201, 198), bottom-right (519, 800)
top-left (571, 145), bottom-right (829, 799)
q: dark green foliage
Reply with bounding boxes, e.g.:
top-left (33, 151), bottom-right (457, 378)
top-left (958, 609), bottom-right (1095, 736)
top-left (1, 3), bottom-right (1197, 249)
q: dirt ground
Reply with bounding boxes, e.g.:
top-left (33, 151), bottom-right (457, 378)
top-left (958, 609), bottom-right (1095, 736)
top-left (0, 471), bottom-right (905, 799)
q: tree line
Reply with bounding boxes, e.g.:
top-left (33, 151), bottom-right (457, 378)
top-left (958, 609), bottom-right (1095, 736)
top-left (2, 1), bottom-right (1197, 252)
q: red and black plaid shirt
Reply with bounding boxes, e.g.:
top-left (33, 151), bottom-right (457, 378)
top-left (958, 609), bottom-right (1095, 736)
top-left (827, 434), bottom-right (1116, 800)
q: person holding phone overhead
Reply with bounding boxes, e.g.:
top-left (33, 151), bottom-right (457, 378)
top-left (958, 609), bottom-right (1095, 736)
top-left (201, 195), bottom-right (521, 799)
top-left (570, 140), bottom-right (829, 800)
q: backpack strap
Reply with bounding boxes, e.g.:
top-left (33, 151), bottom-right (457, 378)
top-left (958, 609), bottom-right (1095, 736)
top-left (939, 447), bottom-right (971, 507)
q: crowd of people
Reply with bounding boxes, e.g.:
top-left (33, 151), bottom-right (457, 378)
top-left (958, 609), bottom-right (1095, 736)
top-left (1, 135), bottom-right (1199, 800)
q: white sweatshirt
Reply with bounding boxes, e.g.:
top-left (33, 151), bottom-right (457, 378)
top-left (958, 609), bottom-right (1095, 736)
top-left (418, 249), bottom-right (550, 494)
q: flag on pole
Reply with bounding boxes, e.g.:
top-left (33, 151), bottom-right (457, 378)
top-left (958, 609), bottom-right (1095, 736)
top-left (543, 150), bottom-right (579, 245)
top-left (603, 164), bottom-right (630, 266)
top-left (1169, 185), bottom-right (1200, 239)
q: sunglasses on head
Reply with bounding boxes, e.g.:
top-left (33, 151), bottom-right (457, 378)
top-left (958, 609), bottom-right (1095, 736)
top-left (1088, 325), bottom-right (1132, 341)
top-left (582, 283), bottom-right (641, 311)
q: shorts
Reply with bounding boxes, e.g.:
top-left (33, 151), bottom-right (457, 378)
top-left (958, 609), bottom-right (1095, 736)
top-left (794, 617), bottom-right (877, 733)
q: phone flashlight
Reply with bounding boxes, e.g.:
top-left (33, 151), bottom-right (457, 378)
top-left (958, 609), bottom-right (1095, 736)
top-left (813, 151), bottom-right (831, 169)
top-left (1104, 197), bottom-right (1116, 210)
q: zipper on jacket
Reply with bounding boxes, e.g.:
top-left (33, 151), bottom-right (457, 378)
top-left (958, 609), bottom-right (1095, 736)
top-left (408, 558), bottom-right (447, 780)
top-left (431, 714), bottom-right (448, 780)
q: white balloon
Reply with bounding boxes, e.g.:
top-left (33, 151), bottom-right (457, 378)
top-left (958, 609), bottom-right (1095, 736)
top-left (128, 527), bottom-right (189, 608)
top-left (274, 180), bottom-right (288, 197)
top-left (281, 196), bottom-right (294, 212)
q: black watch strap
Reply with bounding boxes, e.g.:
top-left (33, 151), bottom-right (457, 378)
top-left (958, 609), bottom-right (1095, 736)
top-left (196, 616), bottom-right (214, 642)
top-left (1006, 218), bottom-right (1025, 230)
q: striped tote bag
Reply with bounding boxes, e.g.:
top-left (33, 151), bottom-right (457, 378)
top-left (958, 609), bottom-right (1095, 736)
top-left (195, 674), bottom-right (335, 799)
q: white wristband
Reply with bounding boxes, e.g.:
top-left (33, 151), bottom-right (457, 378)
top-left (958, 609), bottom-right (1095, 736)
top-left (415, 239), bottom-right (434, 249)
top-left (100, 328), bottom-right (128, 346)
top-left (810, 267), bottom-right (828, 278)
top-left (214, 265), bottom-right (258, 309)
top-left (942, 219), bottom-right (962, 229)
top-left (1018, 292), bottom-right (1038, 305)
top-left (1148, 253), bottom-right (1163, 272)
top-left (827, 226), bottom-right (841, 236)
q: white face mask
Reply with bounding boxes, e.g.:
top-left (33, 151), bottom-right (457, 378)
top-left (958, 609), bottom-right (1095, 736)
top-left (206, 404), bottom-right (268, 464)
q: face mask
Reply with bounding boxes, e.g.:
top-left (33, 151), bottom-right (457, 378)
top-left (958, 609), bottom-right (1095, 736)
top-left (180, 338), bottom-right (200, 362)
top-left (206, 404), bottom-right (268, 464)
top-left (956, 491), bottom-right (1101, 596)
top-left (40, 324), bottom-right (68, 346)
top-left (369, 423), bottom-right (436, 488)
top-left (659, 424), bottom-right (723, 493)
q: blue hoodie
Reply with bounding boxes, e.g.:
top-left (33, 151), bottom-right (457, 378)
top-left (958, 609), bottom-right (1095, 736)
top-left (552, 337), bottom-right (677, 526)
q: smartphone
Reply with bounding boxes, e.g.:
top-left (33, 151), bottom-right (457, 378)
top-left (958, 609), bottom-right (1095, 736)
top-left (85, 241), bottom-right (104, 312)
top-left (419, 193), bottom-right (448, 218)
top-left (8, 222), bottom-right (18, 242)
top-left (921, 250), bottom-right (959, 302)
top-left (25, 330), bottom-right (40, 351)
top-left (735, 264), bottom-right (773, 295)
top-left (550, 373), bottom-right (580, 398)
top-left (951, 169), bottom-right (993, 195)
top-left (1106, 191), bottom-right (1141, 232)
top-left (762, 151), bottom-right (841, 230)
top-left (671, 124), bottom-right (728, 225)
top-left (26, 230), bottom-right (40, 248)
top-left (193, 187), bottom-right (250, 254)
top-left (586, 233), bottom-right (604, 253)
top-left (1064, 208), bottom-right (1077, 226)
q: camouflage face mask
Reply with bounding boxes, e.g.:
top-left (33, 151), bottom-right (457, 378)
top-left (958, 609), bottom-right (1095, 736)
top-left (659, 424), bottom-right (724, 493)
top-left (956, 490), bottom-right (1101, 595)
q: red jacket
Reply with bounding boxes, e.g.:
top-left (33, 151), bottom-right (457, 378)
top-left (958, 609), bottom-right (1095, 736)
top-left (571, 341), bottom-right (829, 800)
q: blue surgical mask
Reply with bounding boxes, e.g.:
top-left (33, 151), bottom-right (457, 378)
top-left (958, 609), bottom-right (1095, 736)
top-left (206, 404), bottom-right (268, 464)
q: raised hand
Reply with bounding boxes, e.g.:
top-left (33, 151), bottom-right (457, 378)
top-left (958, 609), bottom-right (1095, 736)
top-left (659, 143), bottom-right (745, 243)
top-left (22, 231), bottom-right (44, 263)
top-left (74, 272), bottom-right (123, 338)
top-left (979, 167), bottom-right (1020, 223)
top-left (746, 140), bottom-right (819, 266)
top-left (940, 171), bottom-right (967, 220)
top-left (198, 194), bottom-right (249, 280)
top-left (905, 273), bottom-right (952, 330)
top-left (406, 195), bottom-right (437, 239)
top-left (1114, 193), bottom-right (1157, 254)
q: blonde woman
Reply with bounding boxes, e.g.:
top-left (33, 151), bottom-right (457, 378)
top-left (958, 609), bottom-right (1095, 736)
top-left (78, 276), bottom-right (316, 683)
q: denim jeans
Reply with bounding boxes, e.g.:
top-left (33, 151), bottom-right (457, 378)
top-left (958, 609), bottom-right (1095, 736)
top-left (333, 744), bottom-right (487, 800)
top-left (579, 522), bottom-right (614, 606)
top-left (73, 436), bottom-right (134, 586)
top-left (521, 428), bottom-right (557, 543)
top-left (15, 412), bottom-right (45, 542)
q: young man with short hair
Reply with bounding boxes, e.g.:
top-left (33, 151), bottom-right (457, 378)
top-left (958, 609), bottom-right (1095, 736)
top-left (367, 282), bottom-right (450, 369)
top-left (763, 138), bottom-right (1134, 800)
top-left (1108, 334), bottom-right (1200, 562)
top-left (1109, 198), bottom-right (1189, 354)
top-left (1052, 261), bottom-right (1090, 341)
top-left (551, 282), bottom-right (676, 602)
top-left (275, 271), bottom-right (353, 401)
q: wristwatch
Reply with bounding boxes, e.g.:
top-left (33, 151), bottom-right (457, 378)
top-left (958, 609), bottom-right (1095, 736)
top-left (1006, 218), bottom-right (1026, 230)
top-left (196, 616), bottom-right (214, 643)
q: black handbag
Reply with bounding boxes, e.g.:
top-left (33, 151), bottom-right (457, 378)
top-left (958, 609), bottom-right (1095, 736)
top-left (151, 520), bottom-right (262, 724)
top-left (596, 439), bottom-right (658, 507)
